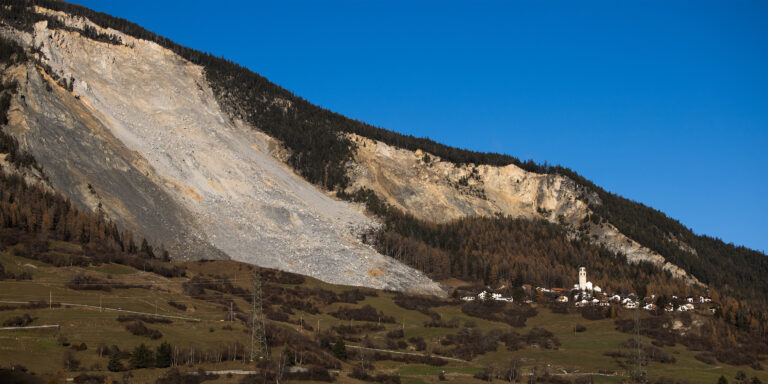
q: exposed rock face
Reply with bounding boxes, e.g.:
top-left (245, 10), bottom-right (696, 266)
top-left (346, 135), bottom-right (702, 286)
top-left (0, 13), bottom-right (443, 295)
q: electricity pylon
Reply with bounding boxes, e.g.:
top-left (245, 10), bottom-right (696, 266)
top-left (250, 269), bottom-right (268, 361)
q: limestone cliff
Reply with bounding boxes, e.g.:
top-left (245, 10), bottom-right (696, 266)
top-left (346, 135), bottom-right (702, 285)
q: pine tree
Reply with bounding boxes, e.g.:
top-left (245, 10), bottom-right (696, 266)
top-left (332, 339), bottom-right (347, 360)
top-left (129, 343), bottom-right (154, 369)
top-left (155, 341), bottom-right (172, 368)
top-left (107, 353), bottom-right (123, 372)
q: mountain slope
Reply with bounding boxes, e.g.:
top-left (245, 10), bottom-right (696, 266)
top-left (0, 6), bottom-right (441, 295)
top-left (0, 0), bottom-right (765, 308)
top-left (345, 134), bottom-right (699, 285)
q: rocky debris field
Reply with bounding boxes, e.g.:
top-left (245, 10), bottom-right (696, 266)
top-left (0, 13), bottom-right (443, 295)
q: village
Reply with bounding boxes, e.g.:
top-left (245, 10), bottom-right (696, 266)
top-left (460, 266), bottom-right (715, 313)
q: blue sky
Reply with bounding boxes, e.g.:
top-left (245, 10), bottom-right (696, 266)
top-left (71, 1), bottom-right (767, 253)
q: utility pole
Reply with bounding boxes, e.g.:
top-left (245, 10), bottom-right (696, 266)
top-left (100, 295), bottom-right (102, 312)
top-left (249, 269), bottom-right (268, 361)
top-left (230, 302), bottom-right (233, 322)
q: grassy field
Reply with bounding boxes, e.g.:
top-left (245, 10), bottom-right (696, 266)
top-left (0, 248), bottom-right (766, 384)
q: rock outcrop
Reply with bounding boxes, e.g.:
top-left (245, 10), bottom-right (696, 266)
top-left (346, 135), bottom-right (702, 285)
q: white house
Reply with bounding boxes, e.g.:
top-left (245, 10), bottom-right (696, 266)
top-left (556, 295), bottom-right (569, 303)
top-left (472, 290), bottom-right (512, 302)
top-left (624, 301), bottom-right (638, 309)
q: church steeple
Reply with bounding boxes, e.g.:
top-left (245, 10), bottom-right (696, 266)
top-left (578, 266), bottom-right (587, 291)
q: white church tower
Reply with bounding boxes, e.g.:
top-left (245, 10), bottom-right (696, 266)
top-left (578, 266), bottom-right (587, 291)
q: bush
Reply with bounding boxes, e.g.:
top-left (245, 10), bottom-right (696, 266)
top-left (386, 329), bottom-right (404, 339)
top-left (338, 289), bottom-right (367, 303)
top-left (473, 368), bottom-right (494, 381)
top-left (349, 368), bottom-right (401, 384)
top-left (461, 300), bottom-right (537, 327)
top-left (694, 352), bottom-right (716, 365)
top-left (67, 274), bottom-right (145, 291)
top-left (2, 313), bottom-right (34, 326)
top-left (332, 323), bottom-right (384, 337)
top-left (330, 305), bottom-right (395, 323)
top-left (574, 324), bottom-right (587, 333)
top-left (62, 350), bottom-right (80, 371)
top-left (116, 314), bottom-right (171, 324)
top-left (408, 337), bottom-right (426, 351)
top-left (70, 342), bottom-right (87, 351)
top-left (437, 327), bottom-right (502, 360)
top-left (167, 300), bottom-right (187, 311)
top-left (526, 328), bottom-right (561, 349)
top-left (580, 306), bottom-right (607, 320)
top-left (124, 321), bottom-right (162, 339)
top-left (73, 374), bottom-right (105, 384)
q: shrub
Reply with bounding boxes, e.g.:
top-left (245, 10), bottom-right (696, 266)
top-left (67, 274), bottom-right (146, 291)
top-left (526, 328), bottom-right (561, 349)
top-left (62, 350), bottom-right (80, 371)
top-left (332, 323), bottom-right (384, 337)
top-left (408, 337), bottom-right (426, 351)
top-left (694, 352), bottom-right (716, 365)
top-left (116, 314), bottom-right (171, 324)
top-left (330, 305), bottom-right (395, 323)
top-left (167, 300), bottom-right (187, 311)
top-left (124, 321), bottom-right (162, 339)
top-left (386, 329), bottom-right (404, 339)
top-left (461, 300), bottom-right (537, 327)
top-left (73, 373), bottom-right (106, 384)
top-left (70, 342), bottom-right (87, 351)
top-left (2, 313), bottom-right (34, 327)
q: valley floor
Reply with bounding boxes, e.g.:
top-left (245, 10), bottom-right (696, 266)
top-left (0, 244), bottom-right (766, 384)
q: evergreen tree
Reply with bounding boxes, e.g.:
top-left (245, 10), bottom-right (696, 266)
top-left (332, 339), bottom-right (347, 360)
top-left (129, 343), bottom-right (154, 369)
top-left (155, 341), bottom-right (172, 368)
top-left (107, 353), bottom-right (123, 372)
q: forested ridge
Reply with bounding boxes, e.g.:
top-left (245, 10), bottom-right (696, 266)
top-left (0, 0), bottom-right (766, 322)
